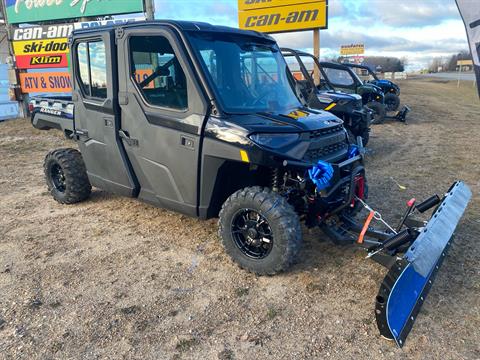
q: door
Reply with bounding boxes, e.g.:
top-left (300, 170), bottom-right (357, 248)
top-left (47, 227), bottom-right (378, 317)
top-left (71, 31), bottom-right (137, 196)
top-left (116, 27), bottom-right (208, 216)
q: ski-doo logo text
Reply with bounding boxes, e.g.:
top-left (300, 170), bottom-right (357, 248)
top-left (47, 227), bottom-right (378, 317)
top-left (13, 38), bottom-right (69, 55)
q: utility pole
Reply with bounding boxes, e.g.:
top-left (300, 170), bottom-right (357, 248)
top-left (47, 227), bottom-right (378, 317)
top-left (313, 28), bottom-right (320, 85)
top-left (145, 0), bottom-right (155, 21)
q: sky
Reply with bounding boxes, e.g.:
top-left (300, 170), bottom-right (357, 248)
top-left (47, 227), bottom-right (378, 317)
top-left (152, 0), bottom-right (470, 71)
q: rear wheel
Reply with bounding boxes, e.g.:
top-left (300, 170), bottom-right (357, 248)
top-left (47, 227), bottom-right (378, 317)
top-left (219, 187), bottom-right (302, 275)
top-left (384, 93), bottom-right (400, 112)
top-left (366, 101), bottom-right (386, 124)
top-left (44, 148), bottom-right (91, 204)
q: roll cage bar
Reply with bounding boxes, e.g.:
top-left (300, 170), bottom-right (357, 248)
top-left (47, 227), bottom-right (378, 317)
top-left (280, 48), bottom-right (335, 91)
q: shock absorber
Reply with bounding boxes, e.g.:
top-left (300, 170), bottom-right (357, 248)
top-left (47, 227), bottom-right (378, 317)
top-left (271, 168), bottom-right (280, 192)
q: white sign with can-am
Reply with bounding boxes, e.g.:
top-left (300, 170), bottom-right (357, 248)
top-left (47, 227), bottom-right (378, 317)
top-left (13, 17), bottom-right (144, 41)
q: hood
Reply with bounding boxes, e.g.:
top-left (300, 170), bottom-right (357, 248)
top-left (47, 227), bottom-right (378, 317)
top-left (226, 107), bottom-right (344, 133)
top-left (375, 79), bottom-right (394, 86)
top-left (362, 82), bottom-right (384, 94)
top-left (317, 90), bottom-right (361, 103)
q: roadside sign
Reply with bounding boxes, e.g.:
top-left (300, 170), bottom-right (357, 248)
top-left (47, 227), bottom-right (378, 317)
top-left (3, 0), bottom-right (144, 24)
top-left (12, 18), bottom-right (144, 41)
top-left (340, 44), bottom-right (365, 56)
top-left (12, 18), bottom-right (143, 70)
top-left (13, 24), bottom-right (73, 41)
top-left (16, 53), bottom-right (69, 69)
top-left (238, 0), bottom-right (327, 34)
top-left (457, 59), bottom-right (473, 66)
top-left (19, 72), bottom-right (71, 93)
top-left (13, 38), bottom-right (69, 56)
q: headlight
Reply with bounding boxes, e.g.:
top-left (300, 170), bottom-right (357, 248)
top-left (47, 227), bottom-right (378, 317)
top-left (249, 133), bottom-right (300, 149)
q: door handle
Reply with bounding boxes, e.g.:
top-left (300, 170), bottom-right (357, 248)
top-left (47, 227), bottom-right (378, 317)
top-left (119, 130), bottom-right (139, 147)
top-left (74, 129), bottom-right (89, 140)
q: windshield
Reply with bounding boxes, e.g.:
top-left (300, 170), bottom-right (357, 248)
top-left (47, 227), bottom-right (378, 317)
top-left (350, 66), bottom-right (378, 82)
top-left (323, 67), bottom-right (357, 87)
top-left (188, 32), bottom-right (302, 113)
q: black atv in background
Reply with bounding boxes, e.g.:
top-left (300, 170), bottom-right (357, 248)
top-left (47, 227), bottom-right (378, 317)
top-left (344, 63), bottom-right (401, 112)
top-left (319, 61), bottom-right (386, 124)
top-left (282, 48), bottom-right (372, 145)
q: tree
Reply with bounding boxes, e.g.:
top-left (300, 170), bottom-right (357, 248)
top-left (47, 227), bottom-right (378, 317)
top-left (428, 57), bottom-right (444, 73)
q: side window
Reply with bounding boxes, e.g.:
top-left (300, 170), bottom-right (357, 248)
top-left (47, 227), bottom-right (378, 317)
top-left (76, 40), bottom-right (108, 99)
top-left (130, 36), bottom-right (188, 110)
top-left (199, 50), bottom-right (217, 84)
top-left (324, 68), bottom-right (355, 87)
top-left (77, 42), bottom-right (90, 95)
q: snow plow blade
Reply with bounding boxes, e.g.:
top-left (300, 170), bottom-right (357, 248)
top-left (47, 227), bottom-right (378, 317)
top-left (375, 181), bottom-right (471, 347)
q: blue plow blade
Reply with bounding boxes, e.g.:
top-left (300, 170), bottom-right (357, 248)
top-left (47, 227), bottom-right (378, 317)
top-left (375, 181), bottom-right (471, 347)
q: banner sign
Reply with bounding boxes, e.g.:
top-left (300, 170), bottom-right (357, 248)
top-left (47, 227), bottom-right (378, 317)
top-left (16, 53), bottom-right (69, 69)
top-left (340, 44), bottom-right (365, 56)
top-left (12, 18), bottom-right (144, 41)
top-left (239, 0), bottom-right (322, 11)
top-left (456, 0), bottom-right (480, 97)
top-left (238, 0), bottom-right (327, 34)
top-left (20, 72), bottom-right (71, 93)
top-left (13, 38), bottom-right (69, 55)
top-left (4, 0), bottom-right (144, 24)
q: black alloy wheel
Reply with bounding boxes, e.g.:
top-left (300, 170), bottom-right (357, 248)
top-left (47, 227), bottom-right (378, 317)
top-left (50, 163), bottom-right (67, 193)
top-left (231, 208), bottom-right (274, 259)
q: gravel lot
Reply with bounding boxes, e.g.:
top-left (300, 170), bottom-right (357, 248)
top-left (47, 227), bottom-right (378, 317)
top-left (0, 78), bottom-right (479, 359)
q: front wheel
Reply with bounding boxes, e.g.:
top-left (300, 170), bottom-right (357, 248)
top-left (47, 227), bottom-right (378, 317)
top-left (366, 101), bottom-right (386, 124)
top-left (218, 187), bottom-right (302, 275)
top-left (384, 93), bottom-right (400, 112)
top-left (44, 148), bottom-right (91, 204)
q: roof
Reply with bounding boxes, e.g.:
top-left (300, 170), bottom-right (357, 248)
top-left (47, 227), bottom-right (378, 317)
top-left (72, 20), bottom-right (274, 41)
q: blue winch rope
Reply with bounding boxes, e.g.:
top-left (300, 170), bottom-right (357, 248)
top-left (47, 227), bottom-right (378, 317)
top-left (308, 160), bottom-right (334, 191)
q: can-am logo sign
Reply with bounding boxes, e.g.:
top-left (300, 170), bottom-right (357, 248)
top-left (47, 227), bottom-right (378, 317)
top-left (13, 18), bottom-right (143, 40)
top-left (4, 0), bottom-right (144, 24)
top-left (238, 0), bottom-right (327, 34)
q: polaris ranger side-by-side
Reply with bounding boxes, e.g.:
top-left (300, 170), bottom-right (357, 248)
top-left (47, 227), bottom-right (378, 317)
top-left (31, 21), bottom-right (471, 347)
top-left (281, 48), bottom-right (372, 145)
top-left (319, 61), bottom-right (387, 124)
top-left (344, 63), bottom-right (401, 111)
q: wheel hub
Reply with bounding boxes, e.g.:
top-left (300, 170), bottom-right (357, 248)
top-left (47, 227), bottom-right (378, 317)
top-left (231, 209), bottom-right (273, 259)
top-left (247, 227), bottom-right (259, 240)
top-left (50, 163), bottom-right (66, 193)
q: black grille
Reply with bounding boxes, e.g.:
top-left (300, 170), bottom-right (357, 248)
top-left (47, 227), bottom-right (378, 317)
top-left (309, 124), bottom-right (344, 139)
top-left (303, 125), bottom-right (348, 163)
top-left (303, 142), bottom-right (348, 162)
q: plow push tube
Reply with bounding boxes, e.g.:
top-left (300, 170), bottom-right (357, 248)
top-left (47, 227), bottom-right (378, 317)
top-left (375, 181), bottom-right (471, 347)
